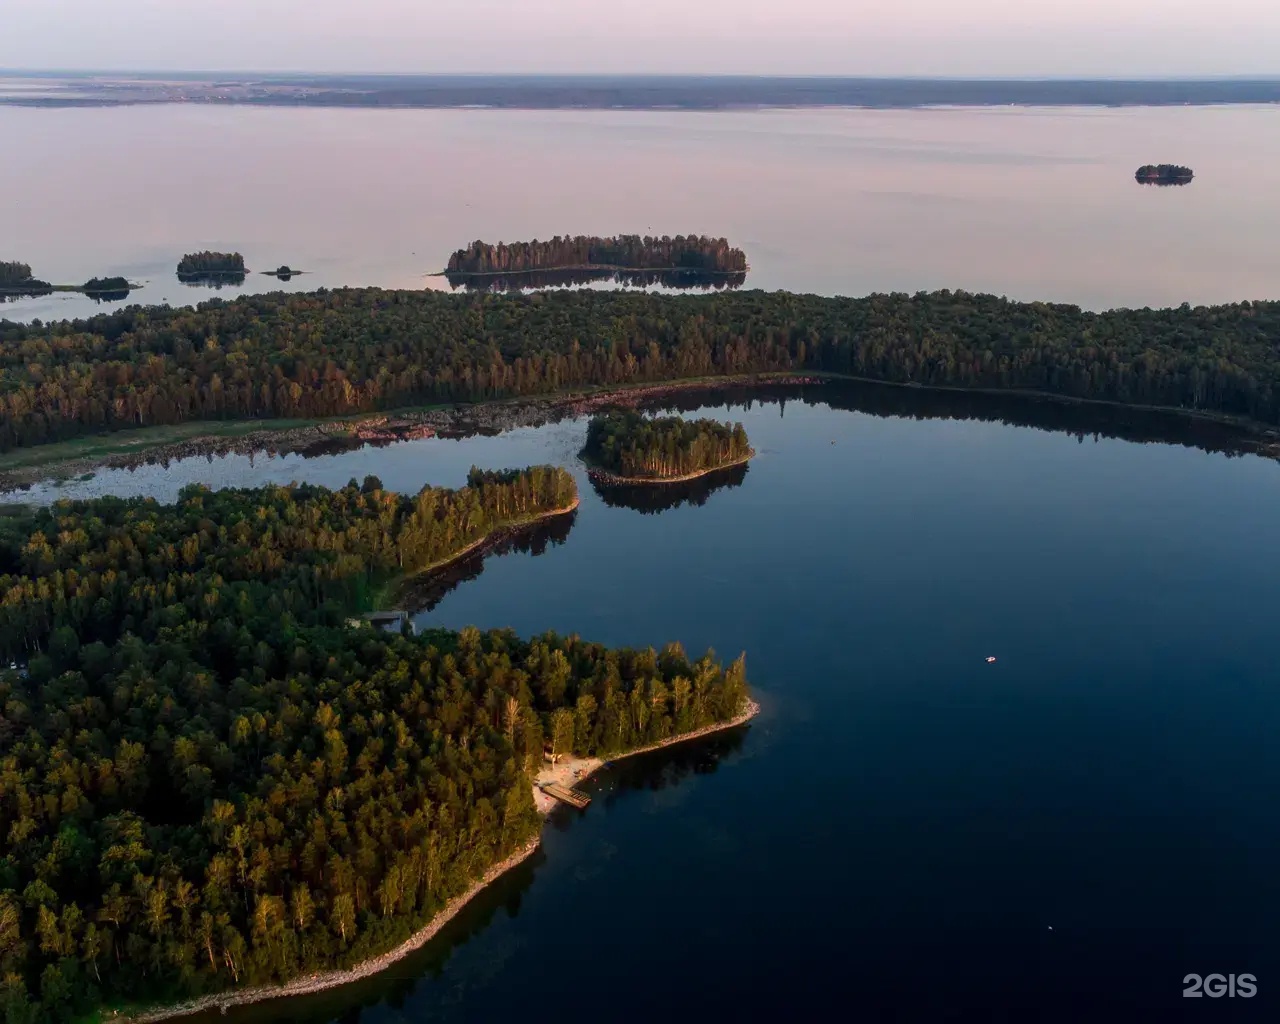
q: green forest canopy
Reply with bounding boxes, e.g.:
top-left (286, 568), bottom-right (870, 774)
top-left (0, 470), bottom-right (749, 1021)
top-left (176, 252), bottom-right (246, 277)
top-left (446, 234), bottom-right (747, 274)
top-left (0, 264), bottom-right (35, 289)
top-left (2, 286), bottom-right (1280, 452)
top-left (1135, 164), bottom-right (1194, 183)
top-left (82, 278), bottom-right (130, 295)
top-left (584, 409), bottom-right (752, 480)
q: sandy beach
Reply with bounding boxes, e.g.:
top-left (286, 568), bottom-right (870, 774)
top-left (533, 698), bottom-right (761, 814)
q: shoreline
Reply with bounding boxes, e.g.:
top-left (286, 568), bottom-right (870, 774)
top-left (116, 838), bottom-right (544, 1024)
top-left (374, 497), bottom-right (580, 608)
top-left (3, 368), bottom-right (1277, 492)
top-left (119, 696), bottom-right (760, 1023)
top-left (432, 264), bottom-right (747, 278)
top-left (534, 697), bottom-right (761, 813)
top-left (584, 449), bottom-right (755, 487)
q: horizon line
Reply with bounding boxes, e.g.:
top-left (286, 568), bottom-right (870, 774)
top-left (4, 70), bottom-right (1280, 82)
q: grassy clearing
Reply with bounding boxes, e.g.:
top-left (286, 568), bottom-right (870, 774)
top-left (0, 420), bottom-right (318, 473)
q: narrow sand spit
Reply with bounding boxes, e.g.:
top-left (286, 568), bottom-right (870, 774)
top-left (533, 698), bottom-right (761, 814)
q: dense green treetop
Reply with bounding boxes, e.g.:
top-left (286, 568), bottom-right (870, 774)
top-left (0, 263), bottom-right (34, 288)
top-left (82, 277), bottom-right (130, 294)
top-left (1135, 164), bottom-right (1193, 183)
top-left (2, 287), bottom-right (1280, 452)
top-left (446, 234), bottom-right (747, 274)
top-left (0, 470), bottom-right (748, 1020)
top-left (584, 409), bottom-right (751, 480)
top-left (176, 252), bottom-right (246, 277)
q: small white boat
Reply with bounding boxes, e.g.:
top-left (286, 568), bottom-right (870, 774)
top-left (985, 656), bottom-right (997, 664)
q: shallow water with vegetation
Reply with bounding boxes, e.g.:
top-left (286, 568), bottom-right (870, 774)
top-left (14, 382), bottom-right (1280, 1019)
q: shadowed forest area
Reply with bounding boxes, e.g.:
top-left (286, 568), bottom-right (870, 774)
top-left (0, 469), bottom-right (750, 1020)
top-left (583, 409), bottom-right (752, 481)
top-left (4, 287), bottom-right (1280, 452)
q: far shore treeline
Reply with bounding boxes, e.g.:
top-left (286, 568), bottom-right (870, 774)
top-left (3, 287), bottom-right (1280, 450)
top-left (445, 234), bottom-right (748, 274)
top-left (584, 409), bottom-right (752, 481)
top-left (0, 471), bottom-right (750, 1020)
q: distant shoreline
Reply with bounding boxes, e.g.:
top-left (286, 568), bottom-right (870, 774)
top-left (5, 74), bottom-right (1280, 111)
top-left (434, 264), bottom-right (748, 278)
top-left (0, 281), bottom-right (140, 296)
top-left (4, 368), bottom-right (1279, 494)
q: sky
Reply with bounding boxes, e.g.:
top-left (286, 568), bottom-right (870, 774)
top-left (2, 0), bottom-right (1277, 77)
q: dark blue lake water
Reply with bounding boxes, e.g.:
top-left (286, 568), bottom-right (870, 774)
top-left (24, 385), bottom-right (1280, 1020)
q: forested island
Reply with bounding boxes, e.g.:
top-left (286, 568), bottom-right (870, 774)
top-left (1135, 164), bottom-right (1194, 185)
top-left (0, 471), bottom-right (750, 1021)
top-left (0, 261), bottom-right (133, 300)
top-left (177, 251), bottom-right (247, 285)
top-left (445, 235), bottom-right (748, 275)
top-left (0, 262), bottom-right (42, 289)
top-left (583, 409), bottom-right (753, 483)
top-left (446, 266), bottom-right (746, 293)
top-left (0, 261), bottom-right (52, 296)
top-left (4, 287), bottom-right (1280, 453)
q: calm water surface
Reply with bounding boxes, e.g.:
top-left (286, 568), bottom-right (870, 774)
top-left (3, 104), bottom-right (1280, 320)
top-left (19, 386), bottom-right (1280, 1019)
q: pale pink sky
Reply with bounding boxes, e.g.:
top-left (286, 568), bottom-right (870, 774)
top-left (3, 0), bottom-right (1276, 76)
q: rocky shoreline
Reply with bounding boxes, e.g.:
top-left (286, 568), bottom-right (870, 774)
top-left (0, 374), bottom-right (824, 492)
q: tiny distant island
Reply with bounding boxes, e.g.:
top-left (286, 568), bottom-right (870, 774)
top-left (443, 234), bottom-right (748, 292)
top-left (1135, 164), bottom-right (1194, 186)
top-left (265, 264), bottom-right (299, 280)
top-left (177, 250), bottom-right (248, 286)
top-left (0, 260), bottom-right (134, 301)
top-left (582, 409), bottom-right (754, 485)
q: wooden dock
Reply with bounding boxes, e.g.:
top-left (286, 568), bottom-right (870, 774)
top-left (540, 782), bottom-right (591, 809)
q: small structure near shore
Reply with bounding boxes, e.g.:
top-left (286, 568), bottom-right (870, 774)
top-left (346, 610), bottom-right (415, 635)
top-left (539, 782), bottom-right (591, 809)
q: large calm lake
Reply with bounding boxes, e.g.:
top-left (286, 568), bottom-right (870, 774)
top-left (5, 102), bottom-right (1280, 1018)
top-left (2, 104), bottom-right (1280, 318)
top-left (11, 383), bottom-right (1280, 1019)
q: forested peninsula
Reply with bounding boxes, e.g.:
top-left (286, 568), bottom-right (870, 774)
top-left (583, 409), bottom-right (753, 483)
top-left (0, 470), bottom-right (751, 1021)
top-left (3, 287), bottom-right (1280, 453)
top-left (445, 234), bottom-right (748, 275)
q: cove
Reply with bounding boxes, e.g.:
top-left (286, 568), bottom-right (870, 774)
top-left (23, 382), bottom-right (1280, 1020)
